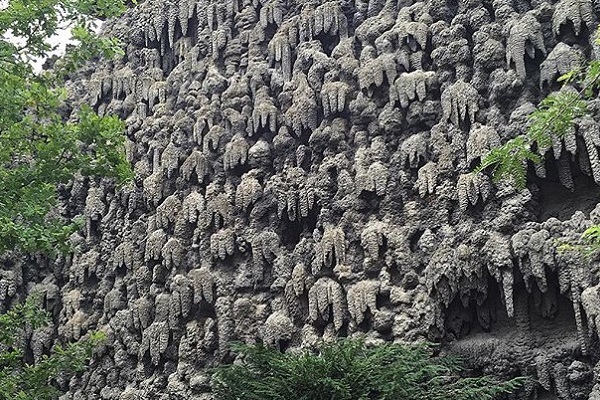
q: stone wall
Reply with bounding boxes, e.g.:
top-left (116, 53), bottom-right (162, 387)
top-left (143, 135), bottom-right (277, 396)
top-left (6, 0), bottom-right (600, 398)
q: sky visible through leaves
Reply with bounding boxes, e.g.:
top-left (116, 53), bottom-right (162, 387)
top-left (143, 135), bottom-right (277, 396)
top-left (0, 0), bottom-right (82, 71)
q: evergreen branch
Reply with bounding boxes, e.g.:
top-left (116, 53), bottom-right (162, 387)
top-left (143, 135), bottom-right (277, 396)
top-left (212, 339), bottom-right (525, 400)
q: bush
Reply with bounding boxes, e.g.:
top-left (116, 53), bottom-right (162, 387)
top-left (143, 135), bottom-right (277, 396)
top-left (212, 339), bottom-right (525, 400)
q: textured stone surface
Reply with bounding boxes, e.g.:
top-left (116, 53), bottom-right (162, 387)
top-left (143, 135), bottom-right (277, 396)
top-left (6, 0), bottom-right (600, 398)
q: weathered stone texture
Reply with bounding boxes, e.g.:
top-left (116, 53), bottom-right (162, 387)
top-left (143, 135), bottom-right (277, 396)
top-left (7, 0), bottom-right (600, 398)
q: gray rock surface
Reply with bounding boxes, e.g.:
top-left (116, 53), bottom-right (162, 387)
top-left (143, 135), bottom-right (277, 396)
top-left (7, 0), bottom-right (600, 398)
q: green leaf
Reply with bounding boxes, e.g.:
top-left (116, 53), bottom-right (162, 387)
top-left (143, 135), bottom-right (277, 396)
top-left (476, 136), bottom-right (541, 189)
top-left (557, 70), bottom-right (576, 83)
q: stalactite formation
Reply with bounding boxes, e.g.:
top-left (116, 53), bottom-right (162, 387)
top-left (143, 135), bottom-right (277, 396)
top-left (4, 0), bottom-right (600, 398)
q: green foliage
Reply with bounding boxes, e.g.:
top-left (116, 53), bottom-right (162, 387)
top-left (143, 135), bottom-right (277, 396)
top-left (476, 30), bottom-right (600, 189)
top-left (212, 339), bottom-right (525, 400)
top-left (476, 28), bottom-right (600, 259)
top-left (476, 90), bottom-right (589, 189)
top-left (0, 0), bottom-right (134, 254)
top-left (475, 136), bottom-right (541, 189)
top-left (557, 225), bottom-right (600, 258)
top-left (0, 1), bottom-right (132, 399)
top-left (0, 297), bottom-right (106, 400)
top-left (0, 0), bottom-right (129, 61)
top-left (528, 92), bottom-right (587, 148)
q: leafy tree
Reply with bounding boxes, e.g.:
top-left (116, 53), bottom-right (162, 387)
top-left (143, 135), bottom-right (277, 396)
top-left (0, 0), bottom-right (134, 399)
top-left (0, 0), bottom-right (134, 255)
top-left (212, 339), bottom-right (525, 400)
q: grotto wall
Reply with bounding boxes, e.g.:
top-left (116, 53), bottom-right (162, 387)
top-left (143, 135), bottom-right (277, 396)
top-left (8, 0), bottom-right (600, 398)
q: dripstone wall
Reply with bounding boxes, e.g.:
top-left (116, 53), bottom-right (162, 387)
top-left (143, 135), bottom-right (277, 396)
top-left (6, 0), bottom-right (600, 398)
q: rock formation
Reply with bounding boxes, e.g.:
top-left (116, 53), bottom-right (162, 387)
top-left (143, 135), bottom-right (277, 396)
top-left (6, 0), bottom-right (600, 398)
